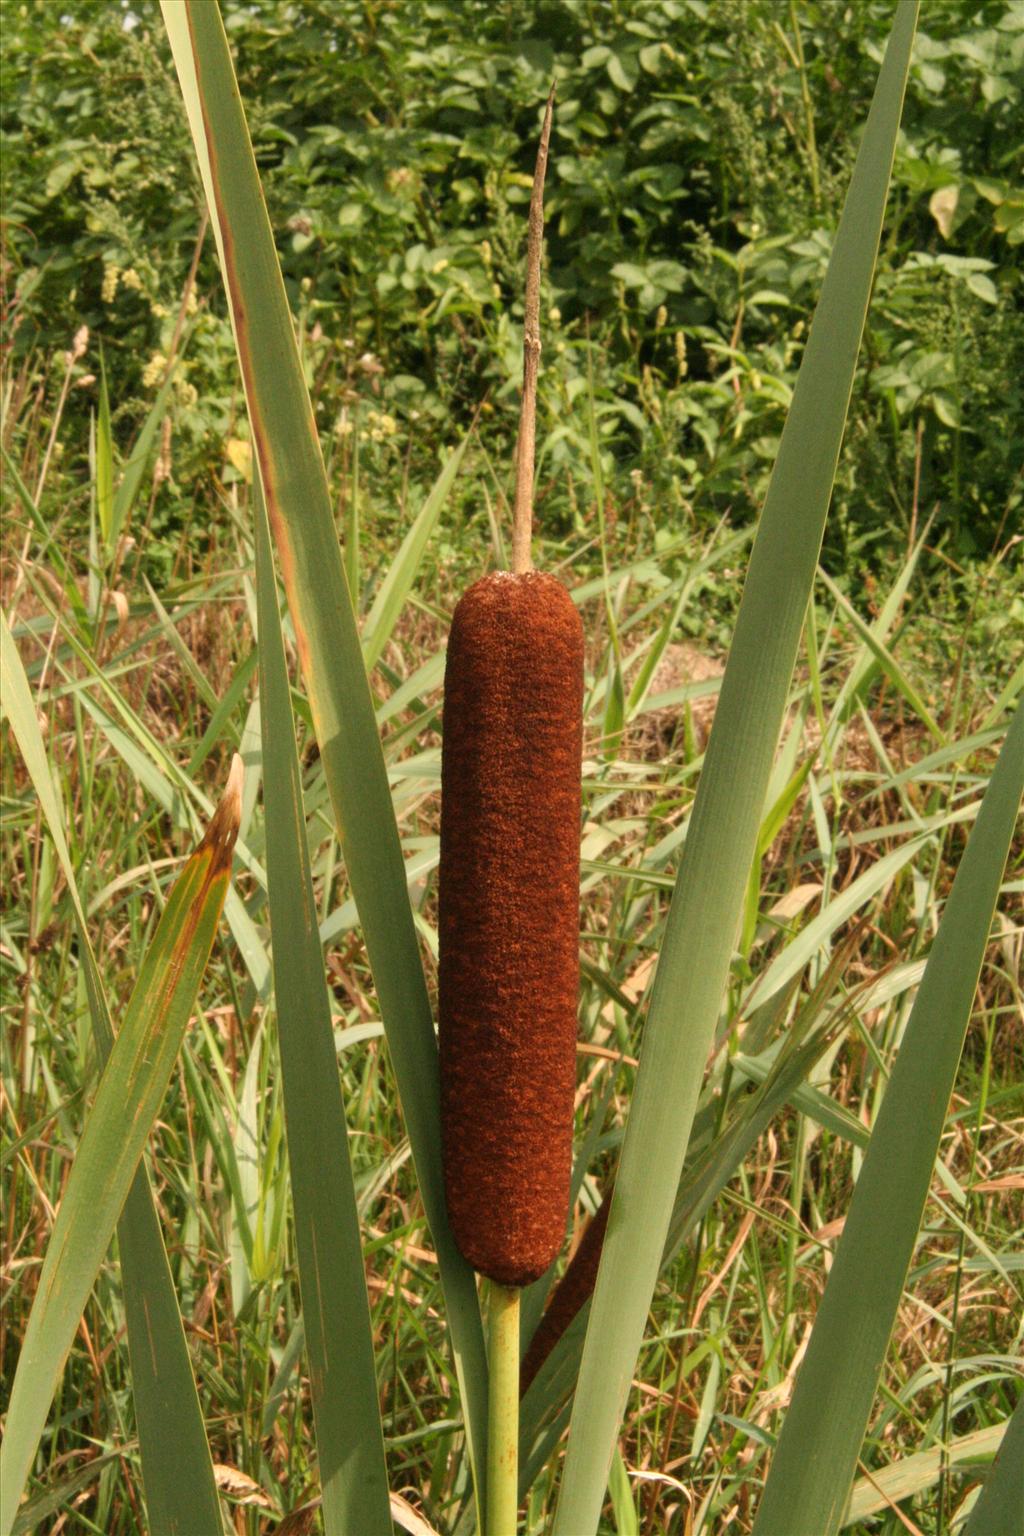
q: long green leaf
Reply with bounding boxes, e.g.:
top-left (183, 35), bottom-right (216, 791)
top-left (753, 703), bottom-right (1023, 1535)
top-left (0, 613), bottom-right (223, 1536)
top-left (510, 969), bottom-right (861, 1515)
top-left (818, 565), bottom-right (945, 743)
top-left (0, 445), bottom-right (88, 631)
top-left (360, 436), bottom-right (470, 672)
top-left (111, 366), bottom-right (178, 549)
top-left (159, 0), bottom-right (488, 1503)
top-left (255, 483), bottom-right (393, 1533)
top-left (963, 1395), bottom-right (1024, 1536)
top-left (10, 1451), bottom-right (124, 1536)
top-left (116, 1180), bottom-right (225, 1536)
top-left (552, 8), bottom-right (919, 1531)
top-left (0, 744), bottom-right (239, 1535)
top-left (743, 831), bottom-right (930, 1013)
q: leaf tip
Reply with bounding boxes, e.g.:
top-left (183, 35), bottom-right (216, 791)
top-left (202, 752), bottom-right (243, 866)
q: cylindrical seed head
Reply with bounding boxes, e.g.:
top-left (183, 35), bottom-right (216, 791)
top-left (520, 1198), bottom-right (609, 1394)
top-left (439, 570), bottom-right (584, 1287)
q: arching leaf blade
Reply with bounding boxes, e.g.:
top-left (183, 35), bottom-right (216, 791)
top-left (553, 7), bottom-right (920, 1532)
top-left (963, 1394), bottom-right (1024, 1536)
top-left (255, 483), bottom-right (393, 1533)
top-left (0, 613), bottom-right (224, 1536)
top-left (754, 704), bottom-right (1023, 1536)
top-left (0, 755), bottom-right (240, 1536)
top-left (160, 0), bottom-right (488, 1504)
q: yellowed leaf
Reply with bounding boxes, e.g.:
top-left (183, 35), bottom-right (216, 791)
top-left (225, 436), bottom-right (253, 482)
top-left (929, 183), bottom-right (959, 240)
top-left (766, 883), bottom-right (823, 923)
top-left (212, 1463), bottom-right (272, 1507)
top-left (390, 1491), bottom-right (443, 1536)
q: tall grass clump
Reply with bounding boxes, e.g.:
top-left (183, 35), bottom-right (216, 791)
top-left (1, 2), bottom-right (1021, 1535)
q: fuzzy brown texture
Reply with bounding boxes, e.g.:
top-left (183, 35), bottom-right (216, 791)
top-left (438, 571), bottom-right (584, 1287)
top-left (520, 1198), bottom-right (609, 1394)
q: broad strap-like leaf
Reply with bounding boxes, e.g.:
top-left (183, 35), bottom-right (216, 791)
top-left (0, 612), bottom-right (223, 1536)
top-left (255, 483), bottom-right (393, 1534)
top-left (0, 743), bottom-right (240, 1536)
top-left (552, 7), bottom-right (920, 1532)
top-left (963, 1394), bottom-right (1024, 1536)
top-left (160, 0), bottom-right (488, 1501)
top-left (754, 702), bottom-right (1023, 1536)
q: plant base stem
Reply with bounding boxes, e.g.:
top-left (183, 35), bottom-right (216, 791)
top-left (486, 1282), bottom-right (521, 1536)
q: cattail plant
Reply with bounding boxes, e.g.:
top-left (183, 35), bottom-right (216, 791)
top-left (11, 8), bottom-right (1023, 1536)
top-left (436, 88), bottom-right (584, 1533)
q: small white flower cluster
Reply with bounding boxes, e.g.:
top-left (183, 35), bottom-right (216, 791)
top-left (365, 409), bottom-right (398, 442)
top-left (142, 353), bottom-right (167, 389)
top-left (101, 263), bottom-right (120, 304)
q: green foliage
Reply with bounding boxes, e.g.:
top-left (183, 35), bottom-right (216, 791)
top-left (2, 11), bottom-right (1022, 1526)
top-left (3, 0), bottom-right (1021, 571)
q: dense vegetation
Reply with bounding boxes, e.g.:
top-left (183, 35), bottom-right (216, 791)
top-left (4, 0), bottom-right (1023, 580)
top-left (2, 3), bottom-right (1021, 1534)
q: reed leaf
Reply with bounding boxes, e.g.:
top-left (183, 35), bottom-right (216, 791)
top-left (0, 613), bottom-right (223, 1536)
top-left (753, 701), bottom-right (1024, 1535)
top-left (159, 0), bottom-right (488, 1506)
top-left (552, 6), bottom-right (919, 1530)
top-left (843, 1422), bottom-right (1010, 1527)
top-left (255, 482), bottom-right (393, 1532)
top-left (0, 771), bottom-right (238, 1528)
top-left (360, 435), bottom-right (470, 673)
top-left (963, 1394), bottom-right (1024, 1536)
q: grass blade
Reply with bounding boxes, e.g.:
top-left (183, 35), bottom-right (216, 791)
top-left (9, 1452), bottom-right (124, 1536)
top-left (360, 435), bottom-right (470, 673)
top-left (552, 7), bottom-right (919, 1531)
top-left (843, 1422), bottom-right (1010, 1526)
top-left (1, 445), bottom-right (88, 630)
top-left (111, 366), bottom-right (178, 548)
top-left (0, 613), bottom-right (223, 1535)
top-left (0, 747), bottom-right (240, 1535)
top-left (822, 520), bottom-right (931, 740)
top-left (117, 1180), bottom-right (226, 1536)
top-left (96, 352), bottom-right (114, 552)
top-left (753, 704), bottom-right (1023, 1536)
top-left (160, 0), bottom-right (488, 1501)
top-left (255, 482), bottom-right (392, 1533)
top-left (818, 565), bottom-right (945, 743)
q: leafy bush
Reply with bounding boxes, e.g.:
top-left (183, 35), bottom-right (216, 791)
top-left (3, 0), bottom-right (1022, 568)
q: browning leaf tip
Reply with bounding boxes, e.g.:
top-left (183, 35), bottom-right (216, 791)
top-left (202, 752), bottom-right (243, 865)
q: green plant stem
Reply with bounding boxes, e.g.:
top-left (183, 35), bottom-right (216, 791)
top-left (788, 0), bottom-right (820, 211)
top-left (487, 1283), bottom-right (521, 1536)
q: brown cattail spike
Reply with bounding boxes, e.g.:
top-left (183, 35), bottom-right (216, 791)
top-left (520, 1197), bottom-right (609, 1394)
top-left (439, 570), bottom-right (584, 1287)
